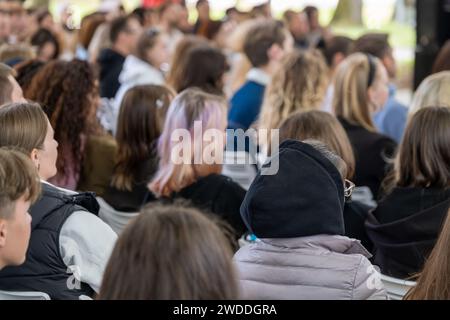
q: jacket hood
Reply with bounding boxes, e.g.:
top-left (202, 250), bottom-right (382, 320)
top-left (241, 140), bottom-right (345, 238)
top-left (261, 235), bottom-right (371, 258)
top-left (118, 55), bottom-right (164, 85)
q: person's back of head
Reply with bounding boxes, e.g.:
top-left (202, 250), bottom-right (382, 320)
top-left (333, 52), bottom-right (389, 131)
top-left (279, 110), bottom-right (355, 179)
top-left (432, 40), bottom-right (450, 74)
top-left (409, 71), bottom-right (450, 115)
top-left (388, 106), bottom-right (450, 193)
top-left (259, 49), bottom-right (329, 134)
top-left (30, 28), bottom-right (60, 62)
top-left (0, 62), bottom-right (25, 106)
top-left (149, 88), bottom-right (227, 197)
top-left (405, 209), bottom-right (450, 300)
top-left (13, 59), bottom-right (45, 94)
top-left (172, 44), bottom-right (229, 95)
top-left (0, 147), bottom-right (41, 270)
top-left (243, 19), bottom-right (287, 68)
top-left (113, 85), bottom-right (174, 191)
top-left (166, 35), bottom-right (207, 90)
top-left (241, 139), bottom-right (346, 239)
top-left (352, 33), bottom-right (396, 79)
top-left (321, 35), bottom-right (354, 69)
top-left (99, 203), bottom-right (239, 300)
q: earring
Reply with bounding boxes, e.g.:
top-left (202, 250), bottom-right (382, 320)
top-left (37, 163), bottom-right (40, 172)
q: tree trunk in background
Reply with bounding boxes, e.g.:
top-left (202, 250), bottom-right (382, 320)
top-left (331, 0), bottom-right (363, 25)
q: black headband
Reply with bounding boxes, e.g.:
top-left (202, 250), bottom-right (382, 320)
top-left (366, 53), bottom-right (376, 88)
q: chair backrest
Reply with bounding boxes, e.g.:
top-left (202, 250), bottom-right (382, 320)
top-left (0, 290), bottom-right (50, 300)
top-left (96, 197), bottom-right (139, 235)
top-left (352, 186), bottom-right (377, 208)
top-left (222, 151), bottom-right (257, 190)
top-left (380, 274), bottom-right (416, 300)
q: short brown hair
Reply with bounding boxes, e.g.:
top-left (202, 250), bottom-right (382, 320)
top-left (352, 33), bottom-right (391, 59)
top-left (432, 40), bottom-right (450, 74)
top-left (243, 20), bottom-right (286, 67)
top-left (0, 63), bottom-right (14, 106)
top-left (0, 148), bottom-right (41, 219)
top-left (279, 110), bottom-right (355, 179)
top-left (99, 203), bottom-right (239, 300)
top-left (0, 102), bottom-right (48, 153)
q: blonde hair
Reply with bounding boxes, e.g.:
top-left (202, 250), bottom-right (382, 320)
top-left (333, 53), bottom-right (382, 132)
top-left (409, 71), bottom-right (450, 115)
top-left (259, 50), bottom-right (329, 134)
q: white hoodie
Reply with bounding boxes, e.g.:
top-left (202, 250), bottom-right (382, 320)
top-left (112, 55), bottom-right (165, 135)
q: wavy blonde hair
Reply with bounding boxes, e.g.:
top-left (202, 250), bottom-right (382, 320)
top-left (258, 49), bottom-right (329, 134)
top-left (409, 71), bottom-right (450, 116)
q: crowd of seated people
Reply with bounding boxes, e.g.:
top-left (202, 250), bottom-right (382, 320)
top-left (0, 0), bottom-right (449, 300)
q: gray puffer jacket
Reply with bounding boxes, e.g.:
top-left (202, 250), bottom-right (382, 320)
top-left (234, 235), bottom-right (387, 300)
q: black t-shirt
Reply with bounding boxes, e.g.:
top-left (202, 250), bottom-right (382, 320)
top-left (173, 174), bottom-right (247, 238)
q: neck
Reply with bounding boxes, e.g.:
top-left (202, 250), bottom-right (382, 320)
top-left (112, 43), bottom-right (129, 57)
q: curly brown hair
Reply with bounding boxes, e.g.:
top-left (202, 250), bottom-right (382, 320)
top-left (25, 59), bottom-right (99, 183)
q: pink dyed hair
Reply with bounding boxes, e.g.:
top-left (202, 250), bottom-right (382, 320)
top-left (149, 88), bottom-right (227, 197)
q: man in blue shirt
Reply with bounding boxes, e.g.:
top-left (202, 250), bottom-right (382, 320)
top-left (353, 33), bottom-right (408, 143)
top-left (228, 20), bottom-right (293, 131)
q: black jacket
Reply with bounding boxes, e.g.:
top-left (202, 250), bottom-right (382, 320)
top-left (338, 117), bottom-right (397, 200)
top-left (344, 200), bottom-right (373, 252)
top-left (173, 174), bottom-right (247, 239)
top-left (0, 183), bottom-right (98, 299)
top-left (97, 48), bottom-right (125, 99)
top-left (365, 187), bottom-right (450, 279)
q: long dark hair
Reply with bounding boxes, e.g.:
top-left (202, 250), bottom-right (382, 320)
top-left (112, 85), bottom-right (173, 191)
top-left (170, 44), bottom-right (229, 96)
top-left (383, 106), bottom-right (450, 194)
top-left (25, 59), bottom-right (99, 184)
top-left (98, 203), bottom-right (239, 300)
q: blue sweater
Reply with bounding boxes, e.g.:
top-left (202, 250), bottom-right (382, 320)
top-left (373, 85), bottom-right (408, 143)
top-left (228, 80), bottom-right (266, 130)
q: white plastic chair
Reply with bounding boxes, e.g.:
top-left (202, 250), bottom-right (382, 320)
top-left (96, 197), bottom-right (139, 235)
top-left (352, 186), bottom-right (377, 208)
top-left (222, 151), bottom-right (258, 190)
top-left (380, 274), bottom-right (416, 300)
top-left (0, 290), bottom-right (50, 300)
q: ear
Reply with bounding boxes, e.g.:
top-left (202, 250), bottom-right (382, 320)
top-left (267, 43), bottom-right (283, 62)
top-left (30, 148), bottom-right (39, 170)
top-left (0, 220), bottom-right (7, 249)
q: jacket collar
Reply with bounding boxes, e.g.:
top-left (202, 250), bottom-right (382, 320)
top-left (260, 235), bottom-right (372, 258)
top-left (246, 68), bottom-right (271, 86)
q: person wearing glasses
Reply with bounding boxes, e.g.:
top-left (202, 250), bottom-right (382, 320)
top-left (234, 139), bottom-right (387, 300)
top-left (279, 110), bottom-right (373, 252)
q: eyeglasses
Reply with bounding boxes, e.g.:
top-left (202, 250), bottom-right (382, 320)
top-left (344, 179), bottom-right (355, 199)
